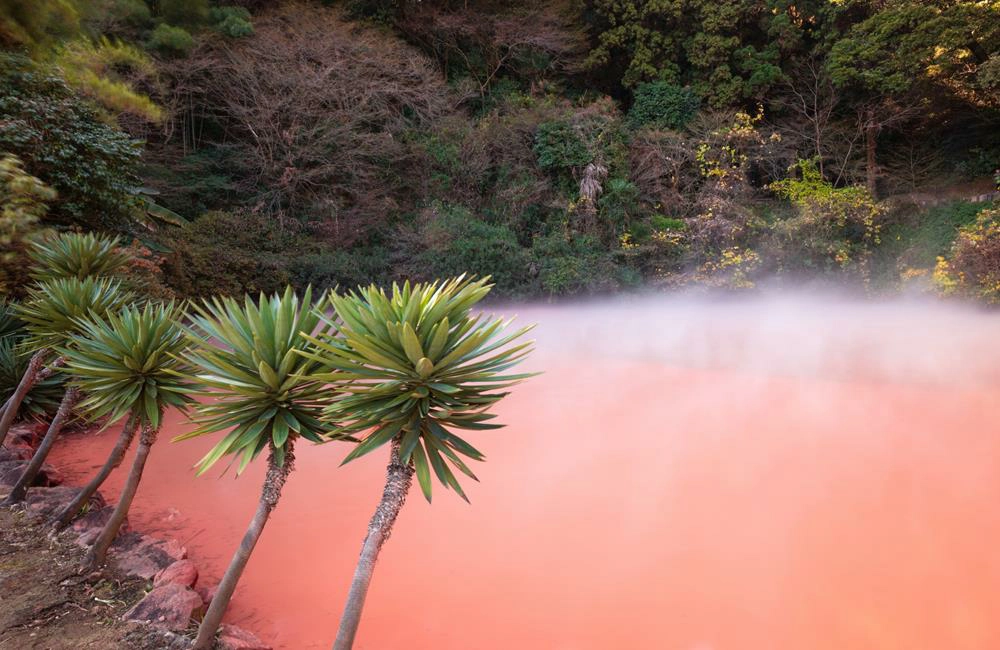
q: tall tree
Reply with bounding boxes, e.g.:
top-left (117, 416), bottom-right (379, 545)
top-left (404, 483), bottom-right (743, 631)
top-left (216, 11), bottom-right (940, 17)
top-left (74, 302), bottom-right (194, 571)
top-left (178, 287), bottom-right (340, 650)
top-left (0, 276), bottom-right (132, 450)
top-left (0, 233), bottom-right (131, 446)
top-left (302, 276), bottom-right (535, 650)
top-left (827, 0), bottom-right (1000, 193)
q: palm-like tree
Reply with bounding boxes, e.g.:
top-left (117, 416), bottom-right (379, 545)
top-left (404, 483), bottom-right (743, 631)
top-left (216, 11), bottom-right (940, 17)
top-left (68, 302), bottom-right (195, 571)
top-left (0, 300), bottom-right (62, 420)
top-left (1, 278), bottom-right (134, 505)
top-left (303, 276), bottom-right (535, 650)
top-left (178, 287), bottom-right (340, 650)
top-left (28, 232), bottom-right (131, 282)
top-left (0, 231), bottom-right (133, 446)
top-left (0, 337), bottom-right (64, 419)
top-left (49, 413), bottom-right (138, 530)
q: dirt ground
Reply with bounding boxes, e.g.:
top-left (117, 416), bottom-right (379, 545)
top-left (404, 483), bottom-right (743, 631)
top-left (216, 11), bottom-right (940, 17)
top-left (0, 508), bottom-right (147, 650)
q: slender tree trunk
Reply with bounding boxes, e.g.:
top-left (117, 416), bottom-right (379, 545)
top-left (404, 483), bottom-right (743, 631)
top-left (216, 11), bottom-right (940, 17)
top-left (3, 387), bottom-right (80, 505)
top-left (50, 414), bottom-right (139, 530)
top-left (865, 108), bottom-right (878, 197)
top-left (333, 440), bottom-right (414, 650)
top-left (83, 421), bottom-right (158, 572)
top-left (191, 445), bottom-right (296, 650)
top-left (0, 351), bottom-right (46, 448)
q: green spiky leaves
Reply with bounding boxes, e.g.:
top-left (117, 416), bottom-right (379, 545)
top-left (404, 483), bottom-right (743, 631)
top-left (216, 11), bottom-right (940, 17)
top-left (62, 302), bottom-right (195, 429)
top-left (0, 337), bottom-right (64, 417)
top-left (15, 277), bottom-right (135, 351)
top-left (28, 232), bottom-right (132, 282)
top-left (0, 298), bottom-right (24, 339)
top-left (303, 276), bottom-right (535, 502)
top-left (175, 286), bottom-right (333, 475)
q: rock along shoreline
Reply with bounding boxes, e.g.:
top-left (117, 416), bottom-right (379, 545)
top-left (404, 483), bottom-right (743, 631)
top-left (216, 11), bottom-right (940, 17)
top-left (0, 421), bottom-right (271, 650)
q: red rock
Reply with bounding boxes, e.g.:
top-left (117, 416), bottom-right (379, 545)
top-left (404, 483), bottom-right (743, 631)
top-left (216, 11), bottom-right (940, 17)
top-left (114, 535), bottom-right (188, 580)
top-left (153, 559), bottom-right (198, 589)
top-left (0, 459), bottom-right (61, 487)
top-left (195, 582), bottom-right (217, 607)
top-left (69, 503), bottom-right (117, 548)
top-left (8, 423), bottom-right (40, 447)
top-left (23, 486), bottom-right (81, 518)
top-left (218, 624), bottom-right (272, 650)
top-left (0, 445), bottom-right (32, 462)
top-left (124, 583), bottom-right (205, 631)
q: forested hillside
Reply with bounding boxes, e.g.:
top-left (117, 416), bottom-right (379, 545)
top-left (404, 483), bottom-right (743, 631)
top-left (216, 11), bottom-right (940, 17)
top-left (2, 0), bottom-right (999, 300)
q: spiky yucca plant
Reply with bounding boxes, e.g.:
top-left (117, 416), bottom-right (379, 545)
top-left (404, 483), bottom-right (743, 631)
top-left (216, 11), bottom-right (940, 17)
top-left (59, 302), bottom-right (196, 570)
top-left (0, 298), bottom-right (23, 339)
top-left (0, 277), bottom-right (133, 448)
top-left (179, 287), bottom-right (338, 650)
top-left (50, 301), bottom-right (187, 530)
top-left (28, 231), bottom-right (131, 282)
top-left (303, 276), bottom-right (535, 650)
top-left (0, 337), bottom-right (63, 418)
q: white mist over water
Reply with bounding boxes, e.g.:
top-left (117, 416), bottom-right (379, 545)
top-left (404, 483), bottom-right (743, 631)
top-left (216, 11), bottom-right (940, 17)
top-left (514, 290), bottom-right (1000, 385)
top-left (52, 291), bottom-right (1000, 650)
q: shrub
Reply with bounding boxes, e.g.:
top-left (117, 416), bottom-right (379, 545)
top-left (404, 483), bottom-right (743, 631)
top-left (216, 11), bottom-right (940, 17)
top-left (531, 231), bottom-right (619, 296)
top-left (0, 54), bottom-right (141, 231)
top-left (597, 177), bottom-right (640, 237)
top-left (160, 210), bottom-right (297, 298)
top-left (158, 0), bottom-right (210, 26)
top-left (768, 158), bottom-right (884, 275)
top-left (627, 82), bottom-right (699, 131)
top-left (0, 154), bottom-right (53, 294)
top-left (534, 120), bottom-right (590, 171)
top-left (148, 24), bottom-right (195, 57)
top-left (943, 206), bottom-right (1000, 302)
top-left (400, 204), bottom-right (532, 297)
top-left (288, 246), bottom-right (391, 293)
top-left (211, 6), bottom-right (253, 38)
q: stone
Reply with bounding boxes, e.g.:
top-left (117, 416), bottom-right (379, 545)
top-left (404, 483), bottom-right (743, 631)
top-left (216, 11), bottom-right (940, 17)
top-left (7, 423), bottom-right (41, 447)
top-left (0, 445), bottom-right (32, 462)
top-left (153, 560), bottom-right (198, 589)
top-left (23, 486), bottom-right (81, 518)
top-left (218, 625), bottom-right (272, 650)
top-left (195, 583), bottom-right (217, 607)
top-left (70, 503), bottom-right (117, 548)
top-left (114, 534), bottom-right (188, 580)
top-left (0, 460), bottom-right (61, 487)
top-left (124, 583), bottom-right (204, 631)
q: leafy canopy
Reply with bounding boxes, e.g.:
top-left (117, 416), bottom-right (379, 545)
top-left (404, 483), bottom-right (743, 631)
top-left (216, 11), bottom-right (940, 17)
top-left (304, 276), bottom-right (535, 502)
top-left (827, 0), bottom-right (1000, 105)
top-left (15, 276), bottom-right (135, 351)
top-left (175, 286), bottom-right (333, 474)
top-left (0, 54), bottom-right (142, 231)
top-left (61, 302), bottom-right (195, 429)
top-left (28, 231), bottom-right (132, 282)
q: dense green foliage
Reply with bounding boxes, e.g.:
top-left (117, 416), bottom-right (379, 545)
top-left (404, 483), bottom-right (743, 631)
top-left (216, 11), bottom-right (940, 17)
top-left (0, 54), bottom-right (141, 231)
top-left (1, 0), bottom-right (998, 300)
top-left (627, 82), bottom-right (699, 130)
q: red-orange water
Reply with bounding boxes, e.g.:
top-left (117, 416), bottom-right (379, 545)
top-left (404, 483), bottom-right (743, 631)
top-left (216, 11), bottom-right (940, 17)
top-left (51, 295), bottom-right (1000, 650)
